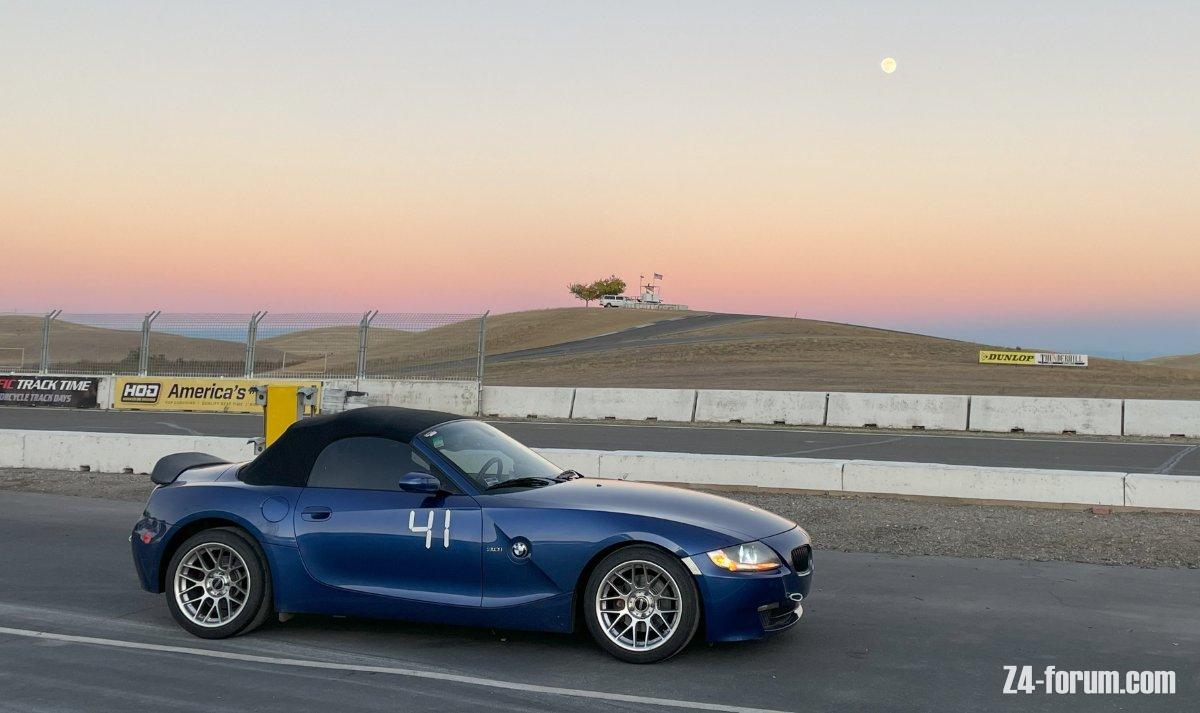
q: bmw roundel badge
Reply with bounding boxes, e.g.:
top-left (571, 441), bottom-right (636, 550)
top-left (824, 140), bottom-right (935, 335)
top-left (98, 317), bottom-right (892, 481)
top-left (511, 539), bottom-right (530, 558)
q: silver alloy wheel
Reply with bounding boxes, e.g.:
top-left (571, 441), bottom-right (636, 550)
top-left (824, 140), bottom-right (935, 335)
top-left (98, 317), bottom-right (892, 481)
top-left (173, 542), bottom-right (251, 628)
top-left (595, 559), bottom-right (682, 652)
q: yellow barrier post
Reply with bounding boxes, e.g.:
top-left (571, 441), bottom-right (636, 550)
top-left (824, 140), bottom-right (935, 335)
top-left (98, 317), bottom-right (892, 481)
top-left (253, 385), bottom-right (318, 446)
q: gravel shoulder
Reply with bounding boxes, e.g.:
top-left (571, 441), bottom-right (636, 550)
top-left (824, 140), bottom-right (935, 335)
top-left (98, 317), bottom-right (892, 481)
top-left (1, 468), bottom-right (158, 503)
top-left (4, 467), bottom-right (1197, 569)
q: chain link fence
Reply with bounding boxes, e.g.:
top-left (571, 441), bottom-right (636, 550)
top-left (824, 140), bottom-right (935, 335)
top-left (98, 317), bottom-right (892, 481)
top-left (0, 310), bottom-right (487, 381)
top-left (149, 313), bottom-right (254, 377)
top-left (47, 313), bottom-right (144, 375)
top-left (364, 313), bottom-right (486, 380)
top-left (0, 311), bottom-right (46, 372)
top-left (254, 313), bottom-right (365, 379)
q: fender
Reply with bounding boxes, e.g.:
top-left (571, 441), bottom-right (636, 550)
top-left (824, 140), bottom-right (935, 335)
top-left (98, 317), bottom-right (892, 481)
top-left (143, 486), bottom-right (303, 598)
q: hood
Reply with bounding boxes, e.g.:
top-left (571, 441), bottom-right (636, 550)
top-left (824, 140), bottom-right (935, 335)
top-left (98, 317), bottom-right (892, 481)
top-left (489, 478), bottom-right (796, 543)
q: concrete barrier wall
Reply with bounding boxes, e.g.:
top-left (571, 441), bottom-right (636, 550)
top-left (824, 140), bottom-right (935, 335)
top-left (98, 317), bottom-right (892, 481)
top-left (326, 379), bottom-right (479, 416)
top-left (1123, 400), bottom-right (1200, 438)
top-left (0, 432), bottom-right (23, 466)
top-left (388, 380), bottom-right (478, 415)
top-left (570, 449), bottom-right (1138, 508)
top-left (18, 372), bottom-right (1200, 439)
top-left (3, 430), bottom-right (253, 473)
top-left (693, 390), bottom-right (826, 425)
top-left (482, 386), bottom-right (575, 419)
top-left (842, 460), bottom-right (1126, 506)
top-left (571, 388), bottom-right (697, 422)
top-left (826, 392), bottom-right (969, 430)
top-left (599, 451), bottom-right (844, 490)
top-left (194, 435), bottom-right (260, 463)
top-left (23, 432), bottom-right (188, 472)
top-left (969, 395), bottom-right (1123, 435)
top-left (533, 448), bottom-right (602, 476)
top-left (1124, 473), bottom-right (1200, 510)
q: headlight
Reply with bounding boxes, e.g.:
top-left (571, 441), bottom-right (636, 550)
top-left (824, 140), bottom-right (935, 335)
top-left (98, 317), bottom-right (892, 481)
top-left (705, 541), bottom-right (782, 572)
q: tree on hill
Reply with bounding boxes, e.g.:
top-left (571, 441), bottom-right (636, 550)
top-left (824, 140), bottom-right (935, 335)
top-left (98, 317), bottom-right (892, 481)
top-left (591, 275), bottom-right (626, 298)
top-left (568, 275), bottom-right (627, 306)
top-left (568, 282), bottom-right (600, 306)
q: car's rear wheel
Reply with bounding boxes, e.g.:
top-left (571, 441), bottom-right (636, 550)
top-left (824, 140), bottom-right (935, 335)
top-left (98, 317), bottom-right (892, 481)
top-left (165, 527), bottom-right (272, 639)
top-left (584, 546), bottom-right (700, 663)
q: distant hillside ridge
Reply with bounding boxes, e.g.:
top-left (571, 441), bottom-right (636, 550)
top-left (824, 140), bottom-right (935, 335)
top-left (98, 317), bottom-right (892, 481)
top-left (1143, 353), bottom-right (1200, 371)
top-left (3, 308), bottom-right (1200, 399)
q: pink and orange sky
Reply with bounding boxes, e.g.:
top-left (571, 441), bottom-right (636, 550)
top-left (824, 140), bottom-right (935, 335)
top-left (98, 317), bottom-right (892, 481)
top-left (2, 2), bottom-right (1197, 357)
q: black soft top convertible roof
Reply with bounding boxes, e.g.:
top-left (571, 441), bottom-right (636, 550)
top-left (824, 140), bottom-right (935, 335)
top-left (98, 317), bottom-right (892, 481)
top-left (239, 406), bottom-right (465, 487)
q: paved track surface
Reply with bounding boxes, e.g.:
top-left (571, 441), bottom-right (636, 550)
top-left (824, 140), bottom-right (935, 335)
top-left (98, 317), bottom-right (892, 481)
top-left (0, 491), bottom-right (1194, 712)
top-left (487, 313), bottom-right (760, 363)
top-left (398, 313), bottom-right (760, 376)
top-left (3, 407), bottom-right (1198, 475)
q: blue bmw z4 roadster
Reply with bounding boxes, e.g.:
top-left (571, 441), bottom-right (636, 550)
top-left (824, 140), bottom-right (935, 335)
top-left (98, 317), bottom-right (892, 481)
top-left (131, 406), bottom-right (813, 663)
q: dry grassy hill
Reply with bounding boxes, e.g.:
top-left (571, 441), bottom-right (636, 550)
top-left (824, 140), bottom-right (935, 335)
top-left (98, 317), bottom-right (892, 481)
top-left (255, 309), bottom-right (690, 376)
top-left (487, 314), bottom-right (1200, 399)
top-left (0, 315), bottom-right (244, 372)
top-left (1143, 353), bottom-right (1200, 371)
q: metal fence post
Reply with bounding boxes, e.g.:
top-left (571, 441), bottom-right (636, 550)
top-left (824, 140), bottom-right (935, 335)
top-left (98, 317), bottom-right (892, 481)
top-left (356, 310), bottom-right (378, 381)
top-left (475, 311), bottom-right (489, 416)
top-left (39, 309), bottom-right (61, 374)
top-left (244, 311), bottom-right (267, 377)
top-left (138, 310), bottom-right (161, 376)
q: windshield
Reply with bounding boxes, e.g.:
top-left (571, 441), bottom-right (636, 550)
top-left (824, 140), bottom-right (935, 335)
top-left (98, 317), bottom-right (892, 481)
top-left (418, 420), bottom-right (564, 490)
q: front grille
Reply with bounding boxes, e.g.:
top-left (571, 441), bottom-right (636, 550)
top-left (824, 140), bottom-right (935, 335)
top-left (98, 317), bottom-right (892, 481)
top-left (791, 545), bottom-right (812, 574)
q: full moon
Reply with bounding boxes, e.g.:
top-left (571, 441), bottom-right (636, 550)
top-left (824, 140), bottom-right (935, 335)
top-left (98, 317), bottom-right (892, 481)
top-left (881, 57), bottom-right (897, 74)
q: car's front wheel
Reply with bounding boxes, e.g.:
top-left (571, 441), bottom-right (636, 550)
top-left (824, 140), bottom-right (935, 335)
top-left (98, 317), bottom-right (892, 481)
top-left (165, 527), bottom-right (272, 639)
top-left (583, 545), bottom-right (700, 663)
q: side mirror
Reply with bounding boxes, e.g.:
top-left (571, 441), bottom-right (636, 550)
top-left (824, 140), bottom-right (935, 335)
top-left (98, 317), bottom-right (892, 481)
top-left (398, 472), bottom-right (441, 494)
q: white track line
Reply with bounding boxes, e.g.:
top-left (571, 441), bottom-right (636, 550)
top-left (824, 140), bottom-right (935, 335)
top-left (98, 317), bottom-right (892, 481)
top-left (771, 437), bottom-right (903, 458)
top-left (0, 626), bottom-right (792, 713)
top-left (1154, 444), bottom-right (1200, 474)
top-left (155, 421), bottom-right (202, 435)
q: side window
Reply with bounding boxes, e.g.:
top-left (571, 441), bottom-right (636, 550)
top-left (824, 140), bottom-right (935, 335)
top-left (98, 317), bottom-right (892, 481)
top-left (308, 437), bottom-right (458, 492)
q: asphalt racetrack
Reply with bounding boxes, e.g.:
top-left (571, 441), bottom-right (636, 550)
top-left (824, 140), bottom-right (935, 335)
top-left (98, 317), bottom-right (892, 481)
top-left (0, 490), bottom-right (1194, 712)
top-left (391, 312), bottom-right (760, 377)
top-left (2, 406), bottom-right (1198, 476)
top-left (485, 312), bottom-right (760, 364)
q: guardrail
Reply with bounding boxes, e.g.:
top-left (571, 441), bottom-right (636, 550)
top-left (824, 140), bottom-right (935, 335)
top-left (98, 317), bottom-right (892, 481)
top-left (0, 431), bottom-right (1194, 511)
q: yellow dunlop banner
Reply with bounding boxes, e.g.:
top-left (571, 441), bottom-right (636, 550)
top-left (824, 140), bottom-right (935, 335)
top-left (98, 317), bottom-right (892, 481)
top-left (979, 350), bottom-right (1039, 365)
top-left (112, 377), bottom-right (322, 413)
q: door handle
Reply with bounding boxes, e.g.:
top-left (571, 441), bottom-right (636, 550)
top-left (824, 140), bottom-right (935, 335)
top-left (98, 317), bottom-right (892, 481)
top-left (301, 506), bottom-right (332, 522)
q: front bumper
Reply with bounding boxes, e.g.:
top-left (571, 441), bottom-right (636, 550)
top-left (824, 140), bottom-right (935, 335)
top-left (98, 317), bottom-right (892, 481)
top-left (691, 527), bottom-right (813, 642)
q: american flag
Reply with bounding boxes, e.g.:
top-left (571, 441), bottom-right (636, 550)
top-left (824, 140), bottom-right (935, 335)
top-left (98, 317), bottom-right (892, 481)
top-left (653, 273), bottom-right (663, 280)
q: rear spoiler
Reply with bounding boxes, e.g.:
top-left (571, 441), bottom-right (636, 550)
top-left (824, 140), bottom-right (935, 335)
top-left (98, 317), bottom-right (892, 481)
top-left (151, 452), bottom-right (231, 485)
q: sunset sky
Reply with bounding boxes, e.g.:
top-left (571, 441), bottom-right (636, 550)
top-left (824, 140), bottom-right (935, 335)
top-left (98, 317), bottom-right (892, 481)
top-left (2, 2), bottom-right (1197, 357)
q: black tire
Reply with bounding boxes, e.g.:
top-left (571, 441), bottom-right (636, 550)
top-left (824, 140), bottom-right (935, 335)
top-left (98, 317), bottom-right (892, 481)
top-left (164, 527), bottom-right (272, 639)
top-left (583, 545), bottom-right (700, 663)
